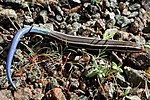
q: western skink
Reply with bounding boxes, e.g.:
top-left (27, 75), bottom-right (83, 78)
top-left (6, 26), bottom-right (143, 90)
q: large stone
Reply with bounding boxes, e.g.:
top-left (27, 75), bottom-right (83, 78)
top-left (14, 87), bottom-right (33, 100)
top-left (124, 67), bottom-right (150, 88)
top-left (116, 15), bottom-right (131, 27)
top-left (128, 53), bottom-right (150, 70)
top-left (45, 88), bottom-right (67, 100)
top-left (129, 3), bottom-right (141, 11)
top-left (0, 90), bottom-right (13, 100)
top-left (0, 9), bottom-right (17, 19)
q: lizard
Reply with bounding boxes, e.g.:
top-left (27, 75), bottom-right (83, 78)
top-left (6, 26), bottom-right (143, 90)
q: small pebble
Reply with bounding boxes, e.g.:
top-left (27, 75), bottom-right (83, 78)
top-left (119, 2), bottom-right (126, 11)
top-left (0, 35), bottom-right (4, 43)
top-left (129, 3), bottom-right (141, 11)
top-left (116, 15), bottom-right (131, 27)
top-left (132, 36), bottom-right (146, 44)
top-left (122, 9), bottom-right (131, 16)
top-left (130, 21), bottom-right (139, 34)
top-left (128, 11), bottom-right (139, 18)
top-left (0, 9), bottom-right (17, 19)
top-left (24, 16), bottom-right (34, 24)
top-left (55, 14), bottom-right (63, 22)
top-left (40, 10), bottom-right (48, 23)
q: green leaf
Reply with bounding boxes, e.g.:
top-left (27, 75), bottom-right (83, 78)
top-left (123, 87), bottom-right (132, 96)
top-left (103, 28), bottom-right (118, 40)
top-left (112, 62), bottom-right (123, 72)
top-left (86, 68), bottom-right (99, 77)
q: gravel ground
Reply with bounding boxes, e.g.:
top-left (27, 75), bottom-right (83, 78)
top-left (0, 0), bottom-right (149, 100)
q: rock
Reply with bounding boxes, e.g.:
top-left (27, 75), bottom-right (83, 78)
top-left (45, 88), bottom-right (67, 100)
top-left (49, 77), bottom-right (59, 88)
top-left (127, 52), bottom-right (150, 70)
top-left (122, 9), bottom-right (131, 16)
top-left (108, 12), bottom-right (116, 19)
top-left (129, 18), bottom-right (134, 23)
top-left (110, 0), bottom-right (118, 8)
top-left (119, 2), bottom-right (126, 11)
top-left (130, 21), bottom-right (139, 34)
top-left (114, 31), bottom-right (134, 41)
top-left (141, 0), bottom-right (150, 10)
top-left (128, 11), bottom-right (139, 18)
top-left (78, 95), bottom-right (88, 100)
top-left (60, 21), bottom-right (67, 29)
top-left (78, 53), bottom-right (91, 65)
top-left (66, 24), bottom-right (73, 33)
top-left (0, 35), bottom-right (4, 43)
top-left (68, 30), bottom-right (77, 36)
top-left (14, 87), bottom-right (33, 100)
top-left (0, 76), bottom-right (10, 88)
top-left (116, 73), bottom-right (129, 87)
top-left (116, 15), bottom-right (131, 27)
top-left (135, 18), bottom-right (144, 32)
top-left (143, 27), bottom-right (150, 33)
top-left (0, 92), bottom-right (8, 100)
top-left (67, 13), bottom-right (80, 23)
top-left (88, 5), bottom-right (99, 15)
top-left (55, 6), bottom-right (64, 16)
top-left (106, 18), bottom-right (116, 28)
top-left (74, 89), bottom-right (85, 95)
top-left (143, 33), bottom-right (150, 41)
top-left (32, 88), bottom-right (44, 100)
top-left (39, 10), bottom-right (48, 23)
top-left (55, 14), bottom-right (63, 22)
top-left (4, 0), bottom-right (24, 4)
top-left (24, 16), bottom-right (34, 24)
top-left (102, 9), bottom-right (110, 18)
top-left (72, 0), bottom-right (81, 3)
top-left (139, 8), bottom-right (146, 17)
top-left (72, 22), bottom-right (82, 31)
top-left (125, 95), bottom-right (141, 100)
top-left (139, 8), bottom-right (150, 26)
top-left (83, 20), bottom-right (96, 27)
top-left (26, 66), bottom-right (42, 83)
top-left (124, 66), bottom-right (150, 88)
top-left (0, 90), bottom-right (13, 100)
top-left (91, 13), bottom-right (100, 19)
top-left (95, 19), bottom-right (106, 31)
top-left (70, 78), bottom-right (80, 89)
top-left (104, 0), bottom-right (110, 8)
top-left (15, 49), bottom-right (23, 59)
top-left (113, 8), bottom-right (121, 15)
top-left (0, 9), bottom-right (17, 19)
top-left (104, 82), bottom-right (115, 98)
top-left (81, 29), bottom-right (93, 37)
top-left (132, 36), bottom-right (146, 44)
top-left (79, 81), bottom-right (87, 91)
top-left (0, 46), bottom-right (3, 55)
top-left (41, 23), bottom-right (54, 31)
top-left (83, 2), bottom-right (90, 8)
top-left (70, 93), bottom-right (78, 100)
top-left (129, 3), bottom-right (141, 11)
top-left (2, 34), bottom-right (13, 42)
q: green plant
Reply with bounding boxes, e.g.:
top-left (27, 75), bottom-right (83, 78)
top-left (86, 50), bottom-right (123, 83)
top-left (102, 28), bottom-right (118, 40)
